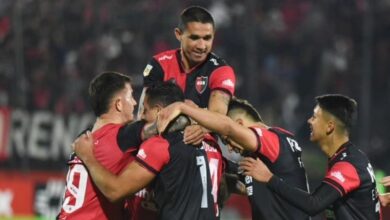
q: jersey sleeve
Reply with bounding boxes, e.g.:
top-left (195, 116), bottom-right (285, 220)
top-left (249, 127), bottom-right (280, 163)
top-left (267, 175), bottom-right (341, 216)
top-left (117, 120), bottom-right (146, 153)
top-left (323, 161), bottom-right (361, 196)
top-left (143, 58), bottom-right (164, 87)
top-left (209, 66), bottom-right (236, 96)
top-left (135, 136), bottom-right (170, 175)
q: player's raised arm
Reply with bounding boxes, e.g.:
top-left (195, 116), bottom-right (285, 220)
top-left (157, 101), bottom-right (258, 152)
top-left (208, 90), bottom-right (231, 115)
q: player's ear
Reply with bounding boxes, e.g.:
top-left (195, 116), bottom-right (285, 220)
top-left (115, 98), bottom-right (122, 112)
top-left (236, 118), bottom-right (244, 126)
top-left (326, 120), bottom-right (335, 135)
top-left (174, 28), bottom-right (182, 41)
top-left (155, 104), bottom-right (163, 113)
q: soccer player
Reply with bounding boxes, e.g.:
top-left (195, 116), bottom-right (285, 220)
top-left (58, 72), bottom-right (137, 219)
top-left (131, 82), bottom-right (223, 219)
top-left (140, 82), bottom-right (224, 219)
top-left (72, 82), bottom-right (216, 220)
top-left (138, 5), bottom-right (236, 217)
top-left (138, 5), bottom-right (236, 144)
top-left (157, 98), bottom-right (310, 219)
top-left (239, 94), bottom-right (382, 219)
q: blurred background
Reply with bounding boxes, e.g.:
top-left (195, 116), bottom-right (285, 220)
top-left (0, 0), bottom-right (389, 219)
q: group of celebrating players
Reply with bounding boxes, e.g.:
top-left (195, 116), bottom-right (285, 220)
top-left (57, 5), bottom-right (389, 220)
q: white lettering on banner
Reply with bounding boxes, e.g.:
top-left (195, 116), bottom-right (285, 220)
top-left (10, 109), bottom-right (29, 157)
top-left (51, 114), bottom-right (92, 159)
top-left (9, 109), bottom-right (94, 161)
top-left (0, 189), bottom-right (13, 216)
top-left (27, 111), bottom-right (52, 160)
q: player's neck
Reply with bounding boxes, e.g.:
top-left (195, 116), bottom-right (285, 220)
top-left (321, 135), bottom-right (349, 158)
top-left (180, 51), bottom-right (201, 73)
top-left (181, 57), bottom-right (193, 72)
top-left (92, 114), bottom-right (123, 132)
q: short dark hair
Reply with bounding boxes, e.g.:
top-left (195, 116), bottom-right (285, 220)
top-left (88, 72), bottom-right (131, 116)
top-left (178, 6), bottom-right (215, 31)
top-left (315, 94), bottom-right (357, 131)
top-left (228, 97), bottom-right (263, 123)
top-left (145, 81), bottom-right (185, 107)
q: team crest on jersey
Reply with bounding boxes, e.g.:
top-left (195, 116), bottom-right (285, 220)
top-left (195, 76), bottom-right (208, 94)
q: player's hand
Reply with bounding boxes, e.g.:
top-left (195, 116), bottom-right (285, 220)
top-left (183, 124), bottom-right (205, 145)
top-left (239, 157), bottom-right (273, 183)
top-left (72, 131), bottom-right (95, 164)
top-left (157, 102), bottom-right (183, 133)
top-left (381, 176), bottom-right (390, 187)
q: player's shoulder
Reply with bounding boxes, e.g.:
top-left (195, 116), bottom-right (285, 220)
top-left (153, 49), bottom-right (177, 62)
top-left (268, 127), bottom-right (295, 137)
top-left (142, 135), bottom-right (169, 146)
top-left (344, 146), bottom-right (370, 167)
top-left (94, 123), bottom-right (122, 138)
top-left (331, 144), bottom-right (368, 169)
top-left (208, 52), bottom-right (229, 67)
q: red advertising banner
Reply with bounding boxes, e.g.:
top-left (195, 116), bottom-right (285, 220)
top-left (0, 178), bottom-right (34, 216)
top-left (0, 171), bottom-right (65, 218)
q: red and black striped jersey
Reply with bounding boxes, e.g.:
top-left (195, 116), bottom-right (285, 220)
top-left (135, 132), bottom-right (216, 220)
top-left (243, 126), bottom-right (310, 220)
top-left (267, 141), bottom-right (382, 220)
top-left (322, 142), bottom-right (381, 219)
top-left (58, 124), bottom-right (135, 220)
top-left (143, 49), bottom-right (236, 108)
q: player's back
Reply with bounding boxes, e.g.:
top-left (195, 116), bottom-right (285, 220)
top-left (58, 124), bottom-right (133, 220)
top-left (137, 132), bottom-right (216, 220)
top-left (245, 126), bottom-right (309, 220)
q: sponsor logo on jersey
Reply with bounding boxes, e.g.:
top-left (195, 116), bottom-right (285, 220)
top-left (330, 171), bottom-right (345, 183)
top-left (209, 58), bottom-right (219, 66)
top-left (222, 79), bottom-right (234, 88)
top-left (158, 55), bottom-right (173, 61)
top-left (143, 64), bottom-right (153, 77)
top-left (195, 76), bottom-right (208, 94)
top-left (137, 149), bottom-right (147, 159)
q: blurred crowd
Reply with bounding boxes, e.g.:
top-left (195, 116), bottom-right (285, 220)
top-left (0, 0), bottom-right (389, 173)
